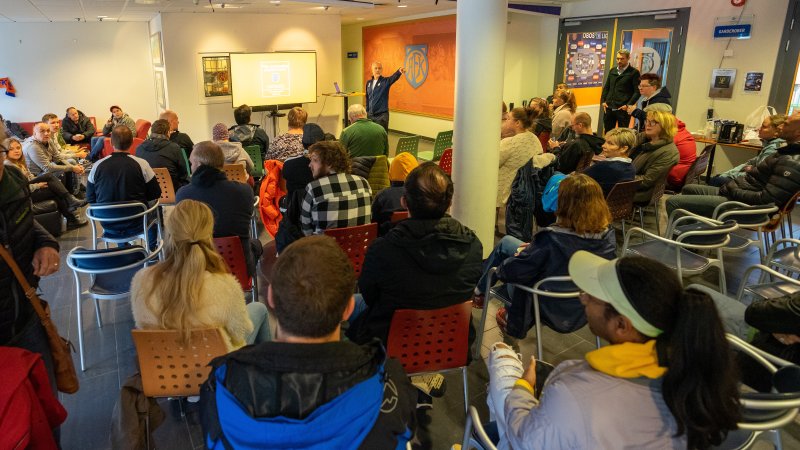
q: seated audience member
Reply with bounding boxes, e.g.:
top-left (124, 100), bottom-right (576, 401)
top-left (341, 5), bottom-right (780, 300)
top-left (4, 137), bottom-right (86, 228)
top-left (348, 162), bottom-right (482, 344)
top-left (159, 110), bottom-right (194, 155)
top-left (371, 152), bottom-right (418, 235)
top-left (176, 141), bottom-right (262, 277)
top-left (551, 90), bottom-right (576, 140)
top-left (630, 107), bottom-right (679, 204)
top-left (136, 119), bottom-right (190, 189)
top-left (708, 114), bottom-right (786, 187)
top-left (266, 106), bottom-right (306, 162)
top-left (300, 141), bottom-right (372, 235)
top-left (86, 125), bottom-right (161, 245)
top-left (61, 107), bottom-right (96, 146)
top-left (666, 110), bottom-right (800, 218)
top-left (486, 253), bottom-right (740, 449)
top-left (274, 123), bottom-right (325, 253)
top-left (549, 112), bottom-right (604, 174)
top-left (23, 122), bottom-right (85, 193)
top-left (498, 107), bottom-right (555, 208)
top-left (211, 123), bottom-right (254, 175)
top-left (474, 174), bottom-right (616, 339)
top-left (546, 83), bottom-right (568, 108)
top-left (583, 127), bottom-right (637, 196)
top-left (667, 110), bottom-right (697, 190)
top-left (625, 73), bottom-right (672, 131)
top-left (131, 199), bottom-right (269, 351)
top-left (339, 104), bottom-right (389, 158)
top-left (42, 113), bottom-right (87, 162)
top-left (90, 105), bottom-right (137, 160)
top-left (200, 235), bottom-right (417, 449)
top-left (527, 97), bottom-right (552, 137)
top-left (228, 104), bottom-right (270, 159)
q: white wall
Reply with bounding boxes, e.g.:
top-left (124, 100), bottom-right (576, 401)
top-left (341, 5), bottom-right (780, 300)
top-left (341, 10), bottom-right (559, 138)
top-left (159, 13), bottom-right (342, 142)
top-left (561, 0), bottom-right (790, 133)
top-left (0, 22), bottom-right (157, 123)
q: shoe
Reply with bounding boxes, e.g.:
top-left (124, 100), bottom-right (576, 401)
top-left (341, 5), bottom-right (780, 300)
top-left (411, 373), bottom-right (446, 398)
top-left (66, 194), bottom-right (87, 210)
top-left (66, 215), bottom-right (88, 229)
top-left (496, 307), bottom-right (509, 335)
top-left (416, 391), bottom-right (433, 410)
top-left (74, 190), bottom-right (86, 200)
top-left (472, 292), bottom-right (485, 309)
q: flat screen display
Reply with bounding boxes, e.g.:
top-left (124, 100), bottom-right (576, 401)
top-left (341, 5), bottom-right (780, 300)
top-left (230, 51), bottom-right (317, 107)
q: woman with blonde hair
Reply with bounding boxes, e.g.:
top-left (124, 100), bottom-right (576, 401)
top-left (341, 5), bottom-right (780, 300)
top-left (473, 174), bottom-right (616, 338)
top-left (131, 199), bottom-right (270, 349)
top-left (551, 90), bottom-right (577, 140)
top-left (630, 106), bottom-right (679, 204)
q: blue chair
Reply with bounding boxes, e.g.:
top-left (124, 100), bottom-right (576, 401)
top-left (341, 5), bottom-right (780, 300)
top-left (86, 201), bottom-right (160, 252)
top-left (67, 244), bottom-right (161, 371)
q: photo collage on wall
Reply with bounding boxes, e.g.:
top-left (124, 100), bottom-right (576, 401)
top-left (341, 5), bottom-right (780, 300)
top-left (565, 31), bottom-right (608, 88)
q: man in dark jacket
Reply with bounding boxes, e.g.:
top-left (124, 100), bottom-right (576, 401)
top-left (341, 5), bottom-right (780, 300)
top-left (365, 62), bottom-right (406, 131)
top-left (135, 119), bottom-right (189, 189)
top-left (666, 110), bottom-right (800, 218)
top-left (600, 49), bottom-right (640, 133)
top-left (626, 73), bottom-right (672, 131)
top-left (159, 110), bottom-right (194, 155)
top-left (347, 162), bottom-right (483, 346)
top-left (550, 112), bottom-right (605, 173)
top-left (228, 104), bottom-right (269, 159)
top-left (61, 107), bottom-right (96, 145)
top-left (176, 141), bottom-right (261, 276)
top-left (201, 235), bottom-right (417, 449)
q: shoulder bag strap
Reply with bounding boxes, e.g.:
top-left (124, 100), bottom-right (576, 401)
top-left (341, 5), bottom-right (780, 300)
top-left (0, 245), bottom-right (50, 321)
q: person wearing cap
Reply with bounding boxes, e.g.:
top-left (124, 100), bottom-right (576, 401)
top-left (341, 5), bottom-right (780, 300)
top-left (211, 122), bottom-right (254, 175)
top-left (371, 152), bottom-right (418, 235)
top-left (339, 104), bottom-right (388, 158)
top-left (266, 106), bottom-right (306, 162)
top-left (486, 252), bottom-right (740, 450)
top-left (630, 106), bottom-right (679, 205)
top-left (89, 106), bottom-right (135, 161)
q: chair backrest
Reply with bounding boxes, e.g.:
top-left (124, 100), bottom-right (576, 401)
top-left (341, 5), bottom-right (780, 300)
top-left (244, 145), bottom-right (264, 178)
top-left (132, 328), bottom-right (228, 398)
top-left (88, 116), bottom-right (98, 133)
top-left (439, 148), bottom-right (453, 175)
top-left (67, 245), bottom-right (151, 275)
top-left (223, 163), bottom-right (248, 183)
top-left (649, 176), bottom-right (668, 206)
top-left (395, 135), bottom-right (420, 159)
top-left (432, 130), bottom-right (453, 161)
top-left (679, 149), bottom-right (711, 189)
top-left (537, 131), bottom-right (551, 152)
top-left (386, 301), bottom-right (472, 374)
top-left (763, 191), bottom-right (800, 233)
top-left (323, 222), bottom-right (378, 277)
top-left (86, 201), bottom-right (154, 224)
top-left (213, 236), bottom-right (252, 291)
top-left (134, 119), bottom-right (151, 140)
top-left (605, 179), bottom-right (642, 221)
top-left (152, 167), bottom-right (176, 205)
top-left (715, 203), bottom-right (778, 228)
top-left (390, 210), bottom-right (409, 223)
top-left (181, 148), bottom-right (192, 175)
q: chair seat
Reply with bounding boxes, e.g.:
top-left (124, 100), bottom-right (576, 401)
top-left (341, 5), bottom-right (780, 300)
top-left (417, 150), bottom-right (433, 161)
top-left (87, 266), bottom-right (144, 297)
top-left (724, 234), bottom-right (752, 251)
top-left (712, 428), bottom-right (757, 450)
top-left (745, 281), bottom-right (800, 300)
top-left (626, 240), bottom-right (715, 272)
top-left (770, 247), bottom-right (800, 272)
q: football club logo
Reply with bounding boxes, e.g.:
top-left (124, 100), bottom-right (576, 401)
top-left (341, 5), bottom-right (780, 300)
top-left (404, 44), bottom-right (428, 89)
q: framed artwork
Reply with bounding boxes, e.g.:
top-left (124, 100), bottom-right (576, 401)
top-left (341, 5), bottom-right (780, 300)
top-left (150, 32), bottom-right (163, 67)
top-left (195, 52), bottom-right (234, 105)
top-left (154, 70), bottom-right (166, 110)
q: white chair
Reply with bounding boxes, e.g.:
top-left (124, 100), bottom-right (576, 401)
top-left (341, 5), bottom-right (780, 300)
top-left (457, 406), bottom-right (497, 450)
top-left (85, 201), bottom-right (160, 252)
top-left (712, 201), bottom-right (779, 263)
top-left (736, 264), bottom-right (800, 304)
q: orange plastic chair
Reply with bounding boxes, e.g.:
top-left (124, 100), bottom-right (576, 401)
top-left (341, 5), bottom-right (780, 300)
top-left (438, 148), bottom-right (453, 175)
top-left (101, 137), bottom-right (144, 159)
top-left (135, 119), bottom-right (152, 140)
top-left (386, 301), bottom-right (472, 415)
top-left (152, 167), bottom-right (175, 205)
top-left (213, 236), bottom-right (254, 297)
top-left (323, 222), bottom-right (378, 277)
top-left (223, 164), bottom-right (248, 184)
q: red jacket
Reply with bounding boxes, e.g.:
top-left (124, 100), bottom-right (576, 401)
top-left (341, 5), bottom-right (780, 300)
top-left (668, 120), bottom-right (697, 188)
top-left (0, 347), bottom-right (67, 450)
top-left (259, 160), bottom-right (286, 237)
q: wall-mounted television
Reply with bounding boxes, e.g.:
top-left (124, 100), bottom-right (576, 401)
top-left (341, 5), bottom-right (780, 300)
top-left (230, 51), bottom-right (317, 110)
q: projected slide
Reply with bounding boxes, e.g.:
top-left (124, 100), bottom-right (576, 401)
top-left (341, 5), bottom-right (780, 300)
top-left (230, 52), bottom-right (317, 107)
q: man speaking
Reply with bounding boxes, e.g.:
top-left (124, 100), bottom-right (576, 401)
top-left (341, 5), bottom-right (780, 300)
top-left (365, 62), bottom-right (405, 132)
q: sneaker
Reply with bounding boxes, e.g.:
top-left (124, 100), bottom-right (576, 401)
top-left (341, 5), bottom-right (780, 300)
top-left (411, 373), bottom-right (446, 398)
top-left (496, 307), bottom-right (508, 335)
top-left (416, 391), bottom-right (433, 410)
top-left (472, 292), bottom-right (485, 309)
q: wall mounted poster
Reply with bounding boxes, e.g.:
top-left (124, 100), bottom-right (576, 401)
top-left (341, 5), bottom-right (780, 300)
top-left (150, 32), bottom-right (163, 67)
top-left (744, 72), bottom-right (764, 92)
top-left (709, 68), bottom-right (736, 98)
top-left (565, 31), bottom-right (608, 88)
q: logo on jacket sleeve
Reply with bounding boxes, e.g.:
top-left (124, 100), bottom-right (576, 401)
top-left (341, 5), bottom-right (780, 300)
top-left (404, 44), bottom-right (428, 89)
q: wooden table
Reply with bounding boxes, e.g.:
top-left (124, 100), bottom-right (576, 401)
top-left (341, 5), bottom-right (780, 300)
top-left (322, 92), bottom-right (365, 130)
top-left (694, 136), bottom-right (761, 181)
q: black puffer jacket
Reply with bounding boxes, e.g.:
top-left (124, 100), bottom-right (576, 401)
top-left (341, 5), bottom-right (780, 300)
top-left (349, 216), bottom-right (483, 345)
top-left (61, 109), bottom-right (96, 143)
top-left (0, 166), bottom-right (59, 344)
top-left (720, 142), bottom-right (800, 209)
top-left (631, 87), bottom-right (672, 130)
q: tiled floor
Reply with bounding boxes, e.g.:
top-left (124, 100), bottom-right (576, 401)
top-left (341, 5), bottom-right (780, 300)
top-left (40, 165), bottom-right (800, 449)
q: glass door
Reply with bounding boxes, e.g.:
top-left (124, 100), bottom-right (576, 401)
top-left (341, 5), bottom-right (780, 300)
top-left (769, 0), bottom-right (800, 114)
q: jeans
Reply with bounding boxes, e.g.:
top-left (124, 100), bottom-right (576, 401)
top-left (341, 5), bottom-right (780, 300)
top-left (477, 236), bottom-right (524, 294)
top-left (89, 136), bottom-right (106, 161)
top-left (245, 302), bottom-right (271, 344)
top-left (687, 284), bottom-right (749, 339)
top-left (665, 184), bottom-right (728, 218)
top-left (707, 175), bottom-right (733, 188)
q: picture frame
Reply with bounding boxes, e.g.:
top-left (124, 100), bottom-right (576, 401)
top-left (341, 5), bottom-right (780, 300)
top-left (195, 52), bottom-right (234, 105)
top-left (150, 32), bottom-right (163, 67)
top-left (154, 70), bottom-right (166, 110)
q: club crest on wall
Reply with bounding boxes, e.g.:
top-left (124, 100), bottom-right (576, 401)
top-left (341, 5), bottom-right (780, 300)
top-left (404, 44), bottom-right (428, 89)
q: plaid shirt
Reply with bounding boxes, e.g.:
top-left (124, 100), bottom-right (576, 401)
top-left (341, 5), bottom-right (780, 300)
top-left (300, 173), bottom-right (372, 235)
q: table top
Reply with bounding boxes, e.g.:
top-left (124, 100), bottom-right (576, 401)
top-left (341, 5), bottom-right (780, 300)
top-left (694, 136), bottom-right (762, 151)
top-left (321, 92), bottom-right (365, 97)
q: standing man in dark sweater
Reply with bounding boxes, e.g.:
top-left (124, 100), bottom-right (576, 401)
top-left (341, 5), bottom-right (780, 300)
top-left (365, 62), bottom-right (405, 132)
top-left (600, 49), bottom-right (640, 133)
top-left (159, 110), bottom-right (194, 155)
top-left (135, 119), bottom-right (189, 189)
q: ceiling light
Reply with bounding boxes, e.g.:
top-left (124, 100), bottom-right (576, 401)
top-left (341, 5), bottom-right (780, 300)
top-left (270, 0), bottom-right (280, 3)
top-left (398, 4), bottom-right (407, 7)
top-left (134, 0), bottom-right (159, 4)
top-left (204, 3), bottom-right (243, 8)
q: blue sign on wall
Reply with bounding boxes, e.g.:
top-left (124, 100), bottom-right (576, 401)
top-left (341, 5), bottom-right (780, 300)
top-left (713, 24), bottom-right (752, 39)
top-left (347, 52), bottom-right (358, 58)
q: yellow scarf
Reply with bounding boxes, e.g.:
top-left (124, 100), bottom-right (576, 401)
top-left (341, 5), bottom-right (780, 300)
top-left (585, 340), bottom-right (666, 379)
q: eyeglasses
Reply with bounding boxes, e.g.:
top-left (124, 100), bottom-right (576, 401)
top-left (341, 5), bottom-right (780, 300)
top-left (645, 120), bottom-right (660, 127)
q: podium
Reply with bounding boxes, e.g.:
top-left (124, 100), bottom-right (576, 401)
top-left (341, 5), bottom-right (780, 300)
top-left (322, 92), bottom-right (365, 130)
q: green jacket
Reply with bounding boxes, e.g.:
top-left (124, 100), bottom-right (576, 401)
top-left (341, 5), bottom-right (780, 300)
top-left (340, 118), bottom-right (388, 158)
top-left (632, 136), bottom-right (679, 204)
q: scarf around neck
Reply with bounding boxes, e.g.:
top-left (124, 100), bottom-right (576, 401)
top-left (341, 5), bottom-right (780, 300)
top-left (585, 340), bottom-right (666, 379)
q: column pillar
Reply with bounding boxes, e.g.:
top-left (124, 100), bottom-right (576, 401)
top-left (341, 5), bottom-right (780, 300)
top-left (451, 0), bottom-right (508, 257)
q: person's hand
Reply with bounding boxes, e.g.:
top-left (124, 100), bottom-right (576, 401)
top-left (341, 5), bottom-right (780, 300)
top-left (548, 139), bottom-right (560, 150)
top-left (618, 105), bottom-right (630, 112)
top-left (592, 154), bottom-right (607, 162)
top-left (32, 247), bottom-right (60, 277)
top-left (75, 150), bottom-right (87, 159)
top-left (74, 134), bottom-right (84, 141)
top-left (514, 242), bottom-right (530, 256)
top-left (602, 102), bottom-right (608, 112)
top-left (774, 333), bottom-right (800, 345)
top-left (399, 67), bottom-right (406, 74)
top-left (744, 165), bottom-right (753, 172)
top-left (72, 165), bottom-right (85, 174)
top-left (35, 182), bottom-right (48, 189)
top-left (521, 356), bottom-right (537, 389)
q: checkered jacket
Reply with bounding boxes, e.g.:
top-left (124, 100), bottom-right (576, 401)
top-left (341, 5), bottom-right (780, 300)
top-left (300, 172), bottom-right (373, 235)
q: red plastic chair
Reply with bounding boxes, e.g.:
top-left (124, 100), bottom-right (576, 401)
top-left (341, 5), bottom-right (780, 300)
top-left (438, 148), bottom-right (453, 175)
top-left (323, 222), bottom-right (378, 277)
top-left (101, 137), bottom-right (144, 159)
top-left (386, 301), bottom-right (472, 415)
top-left (135, 119), bottom-right (152, 140)
top-left (390, 210), bottom-right (409, 223)
top-left (537, 130), bottom-right (551, 152)
top-left (213, 236), bottom-right (255, 298)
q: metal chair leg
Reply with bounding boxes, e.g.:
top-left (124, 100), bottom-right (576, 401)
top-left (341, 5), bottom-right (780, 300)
top-left (74, 272), bottom-right (86, 372)
top-left (93, 298), bottom-right (102, 328)
top-left (533, 296), bottom-right (543, 361)
top-left (462, 366), bottom-right (469, 417)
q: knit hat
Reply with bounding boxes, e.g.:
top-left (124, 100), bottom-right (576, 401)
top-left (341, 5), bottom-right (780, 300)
top-left (212, 123), bottom-right (229, 141)
top-left (389, 152), bottom-right (419, 182)
top-left (302, 123), bottom-right (325, 149)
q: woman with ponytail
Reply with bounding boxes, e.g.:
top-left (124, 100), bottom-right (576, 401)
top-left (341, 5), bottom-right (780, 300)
top-left (497, 107), bottom-right (555, 208)
top-left (487, 253), bottom-right (740, 449)
top-left (131, 199), bottom-right (270, 350)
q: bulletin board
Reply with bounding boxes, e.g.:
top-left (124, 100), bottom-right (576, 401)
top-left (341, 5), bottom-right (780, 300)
top-left (363, 15), bottom-right (456, 119)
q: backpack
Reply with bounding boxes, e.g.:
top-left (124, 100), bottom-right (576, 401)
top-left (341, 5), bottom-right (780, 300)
top-left (542, 172), bottom-right (567, 213)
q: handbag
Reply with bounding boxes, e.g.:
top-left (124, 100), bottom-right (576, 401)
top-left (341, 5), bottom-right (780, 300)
top-left (0, 246), bottom-right (79, 394)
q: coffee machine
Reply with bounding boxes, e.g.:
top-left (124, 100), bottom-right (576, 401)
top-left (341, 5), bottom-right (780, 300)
top-left (717, 121), bottom-right (744, 143)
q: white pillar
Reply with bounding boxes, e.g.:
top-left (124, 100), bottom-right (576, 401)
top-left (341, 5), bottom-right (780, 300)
top-left (451, 0), bottom-right (508, 257)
